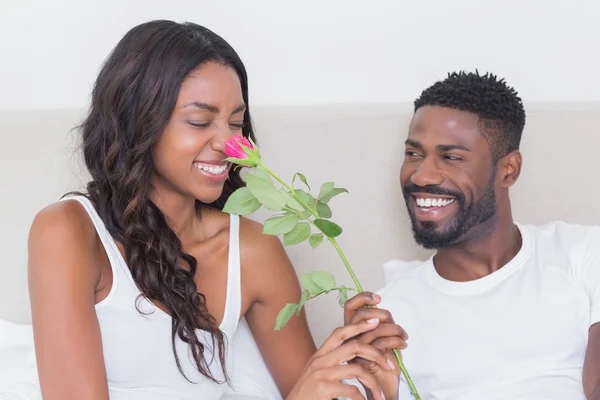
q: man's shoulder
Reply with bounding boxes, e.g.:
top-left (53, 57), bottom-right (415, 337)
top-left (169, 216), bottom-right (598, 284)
top-left (521, 220), bottom-right (600, 241)
top-left (520, 220), bottom-right (600, 257)
top-left (381, 259), bottom-right (427, 283)
top-left (377, 258), bottom-right (429, 298)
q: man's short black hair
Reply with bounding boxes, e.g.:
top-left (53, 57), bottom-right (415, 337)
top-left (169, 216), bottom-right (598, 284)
top-left (414, 71), bottom-right (526, 161)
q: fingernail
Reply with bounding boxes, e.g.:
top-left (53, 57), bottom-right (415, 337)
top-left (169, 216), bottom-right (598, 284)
top-left (367, 317), bottom-right (380, 324)
top-left (371, 293), bottom-right (382, 302)
top-left (380, 390), bottom-right (386, 400)
top-left (387, 358), bottom-right (396, 370)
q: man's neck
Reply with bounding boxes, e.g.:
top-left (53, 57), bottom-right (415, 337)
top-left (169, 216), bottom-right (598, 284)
top-left (433, 214), bottom-right (522, 282)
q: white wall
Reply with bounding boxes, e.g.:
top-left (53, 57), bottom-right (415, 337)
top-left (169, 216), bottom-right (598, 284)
top-left (1, 0), bottom-right (599, 110)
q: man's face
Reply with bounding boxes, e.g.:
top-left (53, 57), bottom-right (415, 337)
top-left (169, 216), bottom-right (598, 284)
top-left (400, 105), bottom-right (498, 249)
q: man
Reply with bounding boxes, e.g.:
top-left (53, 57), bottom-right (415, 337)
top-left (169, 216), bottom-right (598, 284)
top-left (345, 71), bottom-right (600, 399)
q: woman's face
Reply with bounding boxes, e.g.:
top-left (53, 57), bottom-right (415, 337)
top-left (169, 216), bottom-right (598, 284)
top-left (152, 61), bottom-right (246, 204)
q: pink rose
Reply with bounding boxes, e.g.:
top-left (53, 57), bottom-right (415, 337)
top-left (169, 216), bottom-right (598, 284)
top-left (224, 135), bottom-right (260, 167)
top-left (224, 135), bottom-right (254, 159)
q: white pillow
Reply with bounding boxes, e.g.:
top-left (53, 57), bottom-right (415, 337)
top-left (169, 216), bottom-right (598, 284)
top-left (0, 319), bottom-right (34, 392)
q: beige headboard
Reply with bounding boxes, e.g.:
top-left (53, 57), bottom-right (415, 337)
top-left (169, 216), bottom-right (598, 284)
top-left (1, 103), bottom-right (599, 345)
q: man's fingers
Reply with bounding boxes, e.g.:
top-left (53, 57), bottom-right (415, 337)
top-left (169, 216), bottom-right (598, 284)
top-left (372, 335), bottom-right (408, 352)
top-left (357, 323), bottom-right (409, 346)
top-left (349, 307), bottom-right (398, 326)
top-left (315, 318), bottom-right (381, 356)
top-left (344, 291), bottom-right (381, 323)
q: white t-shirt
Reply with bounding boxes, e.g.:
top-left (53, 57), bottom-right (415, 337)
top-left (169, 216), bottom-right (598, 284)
top-left (379, 222), bottom-right (600, 400)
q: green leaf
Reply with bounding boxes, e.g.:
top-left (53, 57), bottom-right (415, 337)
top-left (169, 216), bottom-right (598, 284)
top-left (301, 271), bottom-right (336, 295)
top-left (275, 303), bottom-right (299, 330)
top-left (293, 173), bottom-right (310, 190)
top-left (311, 271), bottom-right (336, 292)
top-left (253, 168), bottom-right (273, 183)
top-left (320, 187), bottom-right (349, 204)
top-left (301, 273), bottom-right (323, 296)
top-left (314, 219), bottom-right (343, 238)
top-left (316, 201), bottom-right (332, 218)
top-left (318, 182), bottom-right (335, 201)
top-left (280, 190), bottom-right (304, 212)
top-left (309, 233), bottom-right (324, 248)
top-left (294, 189), bottom-right (314, 207)
top-left (284, 222), bottom-right (311, 246)
top-left (246, 174), bottom-right (287, 211)
top-left (222, 187), bottom-right (261, 216)
top-left (263, 215), bottom-right (299, 235)
top-left (338, 286), bottom-right (349, 308)
top-left (296, 289), bottom-right (311, 316)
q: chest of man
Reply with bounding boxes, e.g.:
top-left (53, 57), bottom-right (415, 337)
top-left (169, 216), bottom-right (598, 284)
top-left (385, 260), bottom-right (590, 399)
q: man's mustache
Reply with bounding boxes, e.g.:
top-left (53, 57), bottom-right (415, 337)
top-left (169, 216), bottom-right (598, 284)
top-left (403, 183), bottom-right (465, 202)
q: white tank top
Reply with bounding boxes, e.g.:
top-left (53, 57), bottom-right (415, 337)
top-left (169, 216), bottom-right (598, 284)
top-left (8, 195), bottom-right (242, 400)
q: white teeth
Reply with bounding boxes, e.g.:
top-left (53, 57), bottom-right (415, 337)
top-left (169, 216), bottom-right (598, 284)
top-left (195, 163), bottom-right (227, 175)
top-left (416, 197), bottom-right (455, 208)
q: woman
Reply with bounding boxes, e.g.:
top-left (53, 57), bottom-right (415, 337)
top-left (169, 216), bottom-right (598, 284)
top-left (10, 20), bottom-right (400, 400)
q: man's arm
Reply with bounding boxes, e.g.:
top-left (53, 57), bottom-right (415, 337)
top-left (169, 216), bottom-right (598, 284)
top-left (584, 323), bottom-right (600, 399)
top-left (582, 225), bottom-right (600, 399)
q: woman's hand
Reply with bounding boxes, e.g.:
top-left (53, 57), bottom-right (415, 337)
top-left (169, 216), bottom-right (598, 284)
top-left (286, 318), bottom-right (393, 400)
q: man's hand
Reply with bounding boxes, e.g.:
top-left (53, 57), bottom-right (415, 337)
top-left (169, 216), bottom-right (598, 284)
top-left (285, 318), bottom-right (394, 400)
top-left (344, 292), bottom-right (408, 400)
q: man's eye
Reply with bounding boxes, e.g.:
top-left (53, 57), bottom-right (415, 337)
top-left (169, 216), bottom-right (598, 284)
top-left (405, 151), bottom-right (421, 157)
top-left (444, 155), bottom-right (462, 161)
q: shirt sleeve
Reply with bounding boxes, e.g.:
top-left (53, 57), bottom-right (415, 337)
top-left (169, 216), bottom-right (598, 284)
top-left (582, 226), bottom-right (600, 327)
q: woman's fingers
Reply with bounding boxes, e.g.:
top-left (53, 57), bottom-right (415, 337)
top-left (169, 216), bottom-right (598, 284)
top-left (315, 317), bottom-right (381, 357)
top-left (315, 381), bottom-right (367, 400)
top-left (312, 338), bottom-right (394, 372)
top-left (316, 364), bottom-right (384, 400)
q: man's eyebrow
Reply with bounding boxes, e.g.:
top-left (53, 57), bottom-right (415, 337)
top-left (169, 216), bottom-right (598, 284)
top-left (405, 139), bottom-right (422, 149)
top-left (405, 139), bottom-right (471, 152)
top-left (437, 144), bottom-right (471, 152)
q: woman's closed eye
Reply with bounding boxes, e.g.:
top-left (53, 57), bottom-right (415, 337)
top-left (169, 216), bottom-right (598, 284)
top-left (229, 122), bottom-right (245, 130)
top-left (187, 121), bottom-right (211, 128)
top-left (186, 121), bottom-right (245, 130)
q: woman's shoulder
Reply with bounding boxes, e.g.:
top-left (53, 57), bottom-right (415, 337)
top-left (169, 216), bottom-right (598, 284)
top-left (29, 198), bottom-right (104, 269)
top-left (27, 197), bottom-right (105, 299)
top-left (31, 198), bottom-right (97, 240)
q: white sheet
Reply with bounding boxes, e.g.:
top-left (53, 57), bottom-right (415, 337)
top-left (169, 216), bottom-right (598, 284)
top-left (0, 320), bottom-right (34, 393)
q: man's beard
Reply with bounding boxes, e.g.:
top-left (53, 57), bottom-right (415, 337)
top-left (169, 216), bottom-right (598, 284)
top-left (403, 174), bottom-right (497, 249)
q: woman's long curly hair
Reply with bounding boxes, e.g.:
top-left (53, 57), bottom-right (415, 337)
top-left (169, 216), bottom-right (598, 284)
top-left (77, 20), bottom-right (255, 382)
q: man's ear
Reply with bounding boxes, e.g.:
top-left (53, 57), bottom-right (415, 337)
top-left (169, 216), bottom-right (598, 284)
top-left (499, 150), bottom-right (522, 188)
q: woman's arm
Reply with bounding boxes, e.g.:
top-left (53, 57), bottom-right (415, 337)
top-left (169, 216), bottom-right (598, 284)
top-left (28, 201), bottom-right (110, 400)
top-left (239, 218), bottom-right (316, 396)
top-left (239, 219), bottom-right (394, 399)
